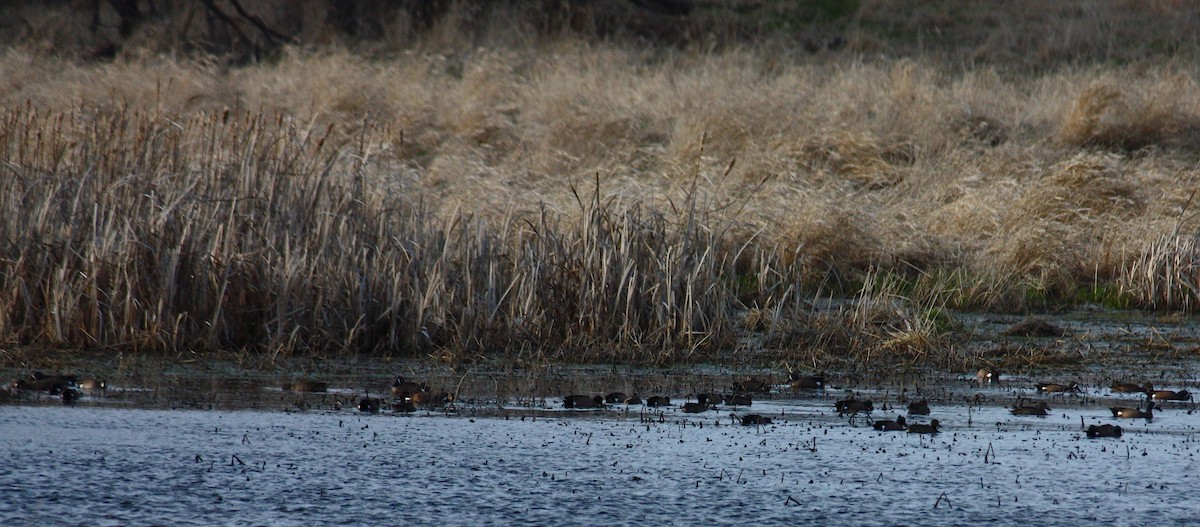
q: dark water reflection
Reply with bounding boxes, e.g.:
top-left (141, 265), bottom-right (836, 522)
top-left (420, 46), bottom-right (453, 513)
top-left (2, 395), bottom-right (1198, 526)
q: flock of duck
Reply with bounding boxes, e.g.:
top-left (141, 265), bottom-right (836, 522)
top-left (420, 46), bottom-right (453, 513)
top-left (8, 368), bottom-right (1193, 440)
top-left (7, 372), bottom-right (105, 403)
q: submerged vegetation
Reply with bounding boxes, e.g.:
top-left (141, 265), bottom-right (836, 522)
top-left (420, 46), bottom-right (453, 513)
top-left (1, 1), bottom-right (1199, 367)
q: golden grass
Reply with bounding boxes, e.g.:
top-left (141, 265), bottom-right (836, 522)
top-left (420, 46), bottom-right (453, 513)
top-left (2, 2), bottom-right (1200, 365)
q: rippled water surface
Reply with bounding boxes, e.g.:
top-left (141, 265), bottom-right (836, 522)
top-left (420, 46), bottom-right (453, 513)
top-left (3, 391), bottom-right (1199, 527)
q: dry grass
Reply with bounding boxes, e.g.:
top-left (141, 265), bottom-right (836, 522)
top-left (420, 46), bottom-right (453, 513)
top-left (2, 2), bottom-right (1200, 366)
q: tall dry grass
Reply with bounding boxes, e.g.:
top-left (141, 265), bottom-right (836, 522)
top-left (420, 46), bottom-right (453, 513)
top-left (3, 2), bottom-right (1200, 364)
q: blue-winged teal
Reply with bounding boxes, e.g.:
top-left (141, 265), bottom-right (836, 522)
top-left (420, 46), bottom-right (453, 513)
top-left (1011, 399), bottom-right (1050, 416)
top-left (1111, 381), bottom-right (1152, 394)
top-left (645, 395), bottom-right (671, 408)
top-left (14, 372), bottom-right (78, 394)
top-left (907, 400), bottom-right (930, 415)
top-left (788, 374), bottom-right (825, 391)
top-left (681, 402), bottom-right (709, 413)
top-left (907, 420), bottom-right (940, 434)
top-left (60, 386), bottom-right (82, 404)
top-left (873, 415), bottom-right (907, 431)
top-left (1036, 382), bottom-right (1081, 393)
top-left (725, 393), bottom-right (753, 406)
top-left (1151, 389), bottom-right (1193, 402)
top-left (391, 377), bottom-right (428, 398)
top-left (976, 368), bottom-right (999, 383)
top-left (563, 395), bottom-right (604, 409)
top-left (79, 379), bottom-right (106, 390)
top-left (734, 413), bottom-right (773, 426)
top-left (732, 379), bottom-right (771, 394)
top-left (605, 392), bottom-right (628, 404)
top-left (412, 391), bottom-right (453, 406)
top-left (836, 398), bottom-right (874, 416)
top-left (284, 380), bottom-right (329, 393)
top-left (1111, 394), bottom-right (1154, 419)
top-left (358, 397), bottom-right (381, 413)
top-left (1085, 424), bottom-right (1122, 438)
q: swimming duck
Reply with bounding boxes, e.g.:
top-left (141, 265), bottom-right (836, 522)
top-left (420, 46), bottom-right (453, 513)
top-left (1151, 389), bottom-right (1193, 402)
top-left (872, 415), bottom-right (908, 431)
top-left (907, 400), bottom-right (931, 415)
top-left (645, 395), bottom-right (671, 408)
top-left (1110, 394), bottom-right (1154, 419)
top-left (1085, 424), bottom-right (1122, 438)
top-left (976, 368), bottom-right (999, 383)
top-left (788, 374), bottom-right (825, 390)
top-left (605, 392), bottom-right (628, 404)
top-left (835, 398), bottom-right (874, 416)
top-left (681, 402), bottom-right (709, 413)
top-left (358, 397), bottom-right (381, 413)
top-left (412, 391), bottom-right (454, 406)
top-left (563, 395), bottom-right (605, 409)
top-left (733, 413), bottom-right (773, 426)
top-left (732, 378), bottom-right (771, 394)
top-left (391, 377), bottom-right (428, 398)
top-left (284, 380), bottom-right (329, 393)
top-left (1036, 382), bottom-right (1081, 393)
top-left (1110, 381), bottom-right (1152, 394)
top-left (907, 420), bottom-right (941, 434)
top-left (1011, 400), bottom-right (1050, 416)
top-left (725, 393), bottom-right (753, 406)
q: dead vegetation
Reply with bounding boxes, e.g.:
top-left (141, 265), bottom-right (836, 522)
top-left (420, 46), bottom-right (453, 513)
top-left (1, 2), bottom-right (1200, 368)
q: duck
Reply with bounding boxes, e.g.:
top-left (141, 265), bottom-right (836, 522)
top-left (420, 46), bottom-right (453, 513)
top-left (645, 395), bottom-right (671, 408)
top-left (1036, 382), bottom-right (1081, 393)
top-left (284, 380), bottom-right (329, 393)
top-left (788, 373), bottom-right (825, 391)
top-left (907, 400), bottom-right (931, 415)
top-left (907, 420), bottom-right (941, 434)
top-left (563, 395), bottom-right (605, 409)
top-left (732, 378), bottom-right (771, 394)
top-left (78, 379), bottom-right (106, 390)
top-left (1110, 381), bottom-right (1152, 394)
top-left (60, 386), bottom-right (82, 404)
top-left (14, 372), bottom-right (78, 394)
top-left (733, 413), bottom-right (773, 426)
top-left (411, 391), bottom-right (454, 406)
top-left (358, 397), bottom-right (381, 413)
top-left (1151, 389), bottom-right (1193, 402)
top-left (835, 398), bottom-right (874, 416)
top-left (1011, 400), bottom-right (1050, 416)
top-left (1110, 394), bottom-right (1154, 419)
top-left (605, 392), bottom-right (628, 404)
top-left (976, 368), bottom-right (999, 383)
top-left (391, 377), bottom-right (428, 398)
top-left (872, 415), bottom-right (907, 431)
top-left (725, 393), bottom-right (753, 406)
top-left (681, 402), bottom-right (709, 413)
top-left (1085, 424), bottom-right (1122, 438)
top-left (694, 393), bottom-right (723, 406)
top-left (624, 394), bottom-right (643, 405)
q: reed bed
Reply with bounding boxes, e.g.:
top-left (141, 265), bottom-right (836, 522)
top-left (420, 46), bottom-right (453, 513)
top-left (0, 104), bottom-right (768, 362)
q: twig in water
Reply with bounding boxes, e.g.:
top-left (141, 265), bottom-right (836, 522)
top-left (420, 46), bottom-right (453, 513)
top-left (933, 492), bottom-right (950, 509)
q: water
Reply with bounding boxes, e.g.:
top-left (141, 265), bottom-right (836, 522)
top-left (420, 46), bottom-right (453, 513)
top-left (3, 391), bottom-right (1198, 526)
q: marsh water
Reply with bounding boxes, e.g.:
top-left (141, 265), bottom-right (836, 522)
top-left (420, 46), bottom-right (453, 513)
top-left (2, 376), bottom-right (1198, 527)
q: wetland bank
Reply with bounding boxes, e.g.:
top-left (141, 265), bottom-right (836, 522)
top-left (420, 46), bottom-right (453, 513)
top-left (3, 1), bottom-right (1200, 524)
